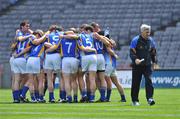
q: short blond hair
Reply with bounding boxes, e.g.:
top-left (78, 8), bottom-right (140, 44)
top-left (140, 24), bottom-right (151, 32)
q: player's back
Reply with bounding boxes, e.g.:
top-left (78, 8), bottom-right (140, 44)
top-left (61, 38), bottom-right (77, 57)
top-left (79, 33), bottom-right (95, 55)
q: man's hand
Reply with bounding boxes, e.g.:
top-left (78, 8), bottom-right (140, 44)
top-left (151, 63), bottom-right (158, 71)
top-left (114, 54), bottom-right (119, 59)
top-left (135, 59), bottom-right (144, 65)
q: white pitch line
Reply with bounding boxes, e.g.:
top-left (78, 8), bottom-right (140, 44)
top-left (0, 112), bottom-right (180, 117)
top-left (0, 107), bottom-right (180, 112)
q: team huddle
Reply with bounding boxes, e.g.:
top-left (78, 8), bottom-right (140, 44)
top-left (9, 20), bottom-right (126, 103)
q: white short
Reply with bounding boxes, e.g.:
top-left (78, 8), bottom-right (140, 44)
top-left (96, 54), bottom-right (105, 71)
top-left (26, 57), bottom-right (40, 74)
top-left (105, 64), bottom-right (117, 77)
top-left (13, 57), bottom-right (27, 74)
top-left (62, 57), bottom-right (79, 74)
top-left (81, 54), bottom-right (97, 72)
top-left (9, 56), bottom-right (15, 72)
top-left (44, 53), bottom-right (61, 71)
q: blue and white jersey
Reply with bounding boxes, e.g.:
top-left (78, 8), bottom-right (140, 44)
top-left (78, 33), bottom-right (96, 55)
top-left (94, 38), bottom-right (104, 54)
top-left (46, 31), bottom-right (61, 54)
top-left (28, 36), bottom-right (45, 57)
top-left (60, 38), bottom-right (78, 58)
top-left (104, 47), bottom-right (116, 68)
top-left (16, 31), bottom-right (30, 58)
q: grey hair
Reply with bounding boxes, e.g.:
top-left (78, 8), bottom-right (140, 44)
top-left (140, 24), bottom-right (151, 32)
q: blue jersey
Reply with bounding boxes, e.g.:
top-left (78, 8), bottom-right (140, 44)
top-left (94, 39), bottom-right (104, 54)
top-left (28, 36), bottom-right (45, 57)
top-left (130, 35), bottom-right (156, 65)
top-left (16, 31), bottom-right (30, 58)
top-left (130, 35), bottom-right (156, 49)
top-left (78, 33), bottom-right (96, 55)
top-left (47, 31), bottom-right (60, 54)
top-left (60, 38), bottom-right (78, 58)
top-left (104, 47), bottom-right (116, 68)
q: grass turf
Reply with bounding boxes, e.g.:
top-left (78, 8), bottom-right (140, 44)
top-left (0, 89), bottom-right (179, 119)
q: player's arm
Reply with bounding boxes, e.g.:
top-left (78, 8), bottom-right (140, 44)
top-left (105, 38), bottom-right (116, 47)
top-left (77, 40), bottom-right (97, 53)
top-left (64, 31), bottom-right (75, 35)
top-left (129, 37), bottom-right (143, 65)
top-left (32, 31), bottom-right (50, 45)
top-left (150, 38), bottom-right (157, 64)
top-left (11, 29), bottom-right (20, 50)
top-left (45, 39), bottom-right (60, 53)
top-left (44, 42), bottom-right (53, 48)
top-left (17, 34), bottom-right (32, 42)
top-left (10, 42), bottom-right (17, 50)
top-left (59, 34), bottom-right (79, 40)
top-left (14, 46), bottom-right (31, 58)
top-left (106, 46), bottom-right (118, 59)
top-left (93, 32), bottom-right (112, 47)
top-left (79, 45), bottom-right (97, 53)
top-left (45, 44), bottom-right (58, 53)
top-left (28, 29), bottom-right (34, 34)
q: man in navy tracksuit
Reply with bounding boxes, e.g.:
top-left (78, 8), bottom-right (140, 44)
top-left (130, 24), bottom-right (157, 106)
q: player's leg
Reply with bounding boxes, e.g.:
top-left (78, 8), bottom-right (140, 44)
top-left (105, 75), bottom-right (112, 102)
top-left (46, 69), bottom-right (55, 102)
top-left (96, 54), bottom-right (106, 102)
top-left (71, 73), bottom-right (78, 103)
top-left (59, 72), bottom-right (66, 102)
top-left (97, 72), bottom-right (106, 102)
top-left (37, 70), bottom-right (45, 102)
top-left (110, 74), bottom-right (126, 102)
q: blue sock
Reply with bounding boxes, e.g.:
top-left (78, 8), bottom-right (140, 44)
top-left (60, 90), bottom-right (66, 100)
top-left (106, 89), bottom-right (112, 101)
top-left (81, 90), bottom-right (87, 98)
top-left (49, 92), bottom-right (54, 101)
top-left (31, 93), bottom-right (36, 101)
top-left (35, 91), bottom-right (39, 100)
top-left (39, 95), bottom-right (44, 100)
top-left (89, 94), bottom-right (95, 102)
top-left (21, 86), bottom-right (29, 98)
top-left (19, 89), bottom-right (23, 96)
top-left (13, 90), bottom-right (19, 100)
top-left (67, 95), bottom-right (72, 103)
top-left (100, 87), bottom-right (106, 101)
top-left (74, 95), bottom-right (78, 102)
top-left (62, 91), bottom-right (66, 100)
top-left (13, 90), bottom-right (20, 100)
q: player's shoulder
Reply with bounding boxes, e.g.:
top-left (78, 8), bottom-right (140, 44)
top-left (131, 35), bottom-right (139, 42)
top-left (17, 30), bottom-right (23, 36)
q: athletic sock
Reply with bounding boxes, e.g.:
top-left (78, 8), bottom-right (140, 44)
top-left (106, 88), bottom-right (112, 101)
top-left (35, 91), bottom-right (39, 100)
top-left (67, 95), bottom-right (72, 103)
top-left (100, 87), bottom-right (106, 101)
top-left (21, 86), bottom-right (29, 98)
top-left (49, 92), bottom-right (55, 101)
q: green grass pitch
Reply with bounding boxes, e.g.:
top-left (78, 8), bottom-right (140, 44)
top-left (0, 89), bottom-right (179, 119)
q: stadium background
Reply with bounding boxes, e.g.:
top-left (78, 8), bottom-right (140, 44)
top-left (0, 0), bottom-right (180, 88)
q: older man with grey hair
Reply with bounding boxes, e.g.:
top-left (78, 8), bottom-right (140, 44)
top-left (129, 24), bottom-right (157, 106)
